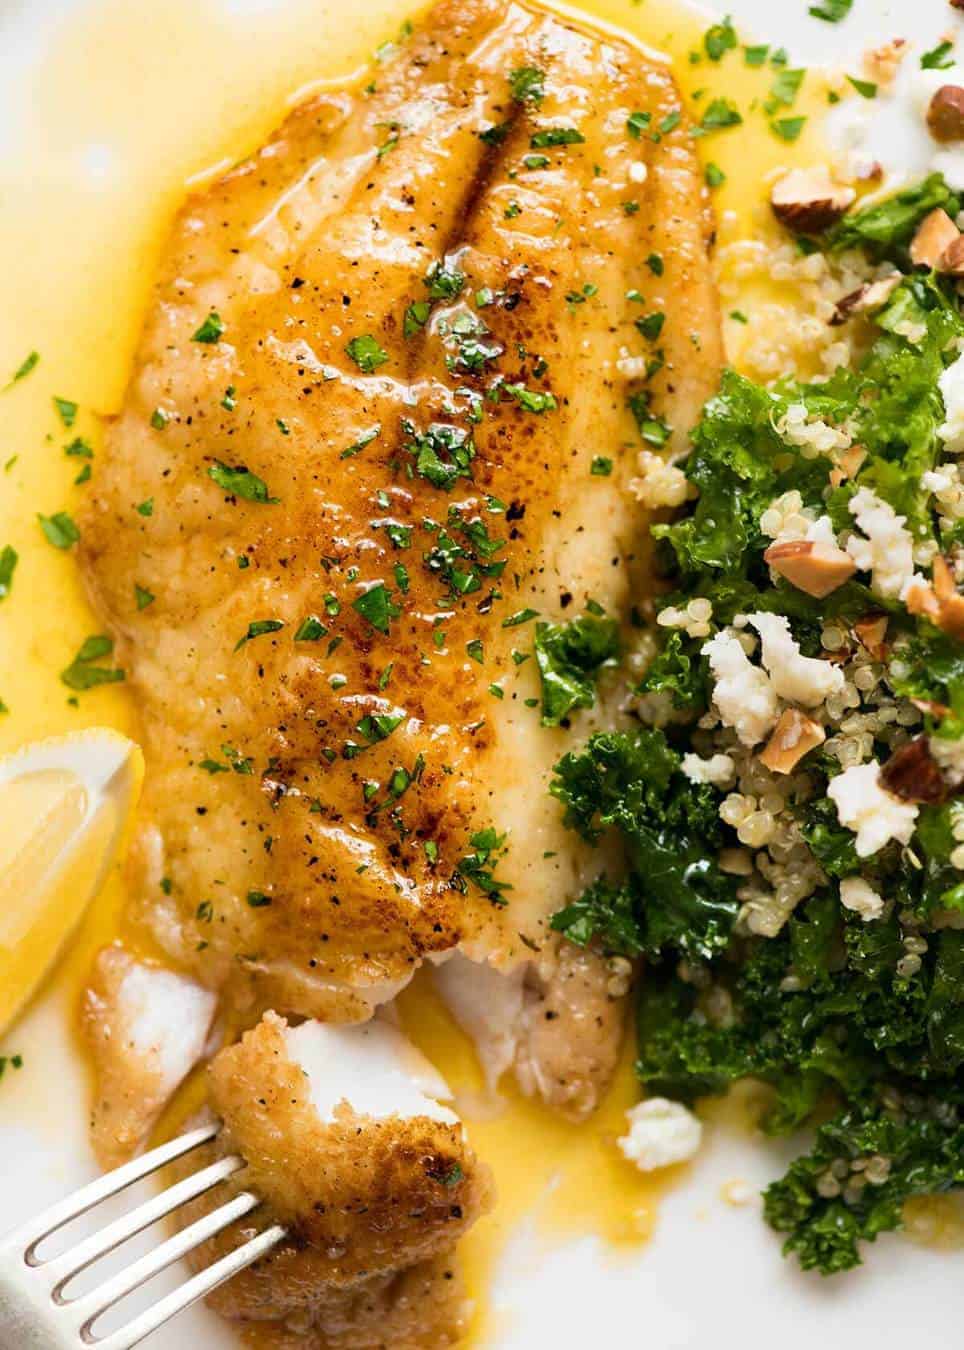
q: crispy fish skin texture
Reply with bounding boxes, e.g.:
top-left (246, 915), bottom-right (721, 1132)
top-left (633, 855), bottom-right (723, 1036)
top-left (79, 0), bottom-right (722, 1023)
top-left (175, 1013), bottom-right (492, 1329)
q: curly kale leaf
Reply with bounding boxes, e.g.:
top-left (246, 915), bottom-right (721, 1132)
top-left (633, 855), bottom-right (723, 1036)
top-left (764, 1104), bottom-right (964, 1274)
top-left (533, 613), bottom-right (619, 726)
top-left (826, 173), bottom-right (961, 262)
top-left (551, 729), bottom-right (738, 959)
top-left (652, 371), bottom-right (784, 574)
top-left (636, 628), bottom-right (708, 711)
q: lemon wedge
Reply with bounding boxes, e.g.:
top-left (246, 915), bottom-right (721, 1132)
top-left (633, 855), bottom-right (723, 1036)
top-left (0, 729), bottom-right (144, 1034)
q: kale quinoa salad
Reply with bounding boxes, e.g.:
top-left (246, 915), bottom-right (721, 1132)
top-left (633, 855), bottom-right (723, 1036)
top-left (549, 172), bottom-right (964, 1275)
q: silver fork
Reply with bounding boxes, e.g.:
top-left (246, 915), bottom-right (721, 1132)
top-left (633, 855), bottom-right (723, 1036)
top-left (0, 1123), bottom-right (285, 1349)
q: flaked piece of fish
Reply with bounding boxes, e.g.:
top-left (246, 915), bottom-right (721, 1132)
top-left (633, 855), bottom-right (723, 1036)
top-left (83, 944), bottom-right (217, 1168)
top-left (176, 1011), bottom-right (492, 1339)
top-left (434, 937), bottom-right (627, 1119)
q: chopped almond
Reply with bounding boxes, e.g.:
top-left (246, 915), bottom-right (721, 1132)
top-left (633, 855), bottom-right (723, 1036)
top-left (770, 168), bottom-right (856, 235)
top-left (763, 539), bottom-right (857, 598)
top-left (863, 39), bottom-right (907, 90)
top-left (910, 208), bottom-right (961, 268)
top-left (905, 556), bottom-right (964, 640)
top-left (830, 273), bottom-right (902, 326)
top-left (853, 614), bottom-right (888, 660)
top-left (880, 737), bottom-right (947, 804)
top-left (927, 85), bottom-right (964, 143)
top-left (759, 709), bottom-right (825, 775)
top-left (829, 444), bottom-right (868, 488)
top-left (943, 235), bottom-right (964, 276)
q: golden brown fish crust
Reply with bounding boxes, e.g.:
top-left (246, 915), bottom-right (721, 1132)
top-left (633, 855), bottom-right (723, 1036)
top-left (79, 0), bottom-right (721, 1019)
top-left (177, 1013), bottom-right (492, 1325)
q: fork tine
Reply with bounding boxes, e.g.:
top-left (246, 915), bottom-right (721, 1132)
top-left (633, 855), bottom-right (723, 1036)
top-left (89, 1220), bottom-right (286, 1350)
top-left (70, 1188), bottom-right (262, 1334)
top-left (46, 1154), bottom-right (245, 1295)
top-left (9, 1125), bottom-right (220, 1263)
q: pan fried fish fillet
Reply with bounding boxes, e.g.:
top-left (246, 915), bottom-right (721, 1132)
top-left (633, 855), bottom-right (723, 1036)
top-left (80, 0), bottom-right (720, 1082)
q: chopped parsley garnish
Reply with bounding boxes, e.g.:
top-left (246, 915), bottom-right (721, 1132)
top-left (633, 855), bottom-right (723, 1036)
top-left (921, 40), bottom-right (955, 71)
top-left (503, 383), bottom-right (557, 413)
top-left (150, 407), bottom-right (169, 430)
top-left (38, 512), bottom-right (79, 550)
top-left (345, 334), bottom-right (389, 373)
top-left (502, 607), bottom-right (539, 628)
top-left (808, 0), bottom-right (852, 19)
top-left (846, 75), bottom-right (878, 99)
top-left (403, 300), bottom-right (431, 338)
top-left (61, 635), bottom-right (125, 691)
top-left (207, 460), bottom-right (278, 503)
top-left (530, 127), bottom-right (585, 148)
top-left (705, 162), bottom-right (726, 188)
top-left (626, 111), bottom-right (652, 139)
top-left (0, 546), bottom-right (17, 601)
top-left (294, 615), bottom-right (328, 641)
top-left (590, 456), bottom-right (613, 477)
top-left (5, 351), bottom-right (38, 388)
top-left (744, 44), bottom-right (769, 65)
top-left (697, 98), bottom-right (743, 132)
top-left (191, 311), bottom-right (224, 343)
top-left (234, 619), bottom-right (284, 651)
top-left (134, 583), bottom-right (155, 610)
top-left (246, 891), bottom-right (271, 907)
top-left (54, 397), bottom-right (78, 427)
top-left (524, 153), bottom-right (550, 170)
top-left (136, 498), bottom-right (153, 517)
top-left (509, 65), bottom-right (545, 104)
top-left (455, 827), bottom-right (511, 904)
top-left (771, 116), bottom-right (807, 142)
top-left (704, 15), bottom-right (737, 61)
top-left (402, 420), bottom-right (475, 489)
top-left (636, 312), bottom-right (666, 341)
top-left (767, 67), bottom-right (805, 110)
top-left (352, 582), bottom-right (402, 634)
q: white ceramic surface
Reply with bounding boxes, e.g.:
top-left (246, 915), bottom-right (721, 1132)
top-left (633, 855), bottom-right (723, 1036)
top-left (1, 0), bottom-right (963, 1346)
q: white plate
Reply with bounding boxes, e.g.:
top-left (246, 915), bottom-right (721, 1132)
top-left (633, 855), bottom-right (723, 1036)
top-left (1, 0), bottom-right (962, 1345)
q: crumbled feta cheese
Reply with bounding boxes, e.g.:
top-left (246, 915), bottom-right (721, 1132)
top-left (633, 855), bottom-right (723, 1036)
top-left (681, 752), bottom-right (736, 788)
top-left (827, 761), bottom-right (919, 858)
top-left (805, 515), bottom-right (838, 547)
top-left (778, 403), bottom-right (852, 459)
top-left (618, 1097), bottom-right (702, 1172)
top-left (846, 487), bottom-right (918, 600)
top-left (839, 876), bottom-right (885, 922)
top-left (939, 350), bottom-right (964, 453)
top-left (632, 450), bottom-right (689, 509)
top-left (748, 612), bottom-right (845, 707)
top-left (923, 463), bottom-right (964, 532)
top-left (701, 630), bottom-right (780, 747)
